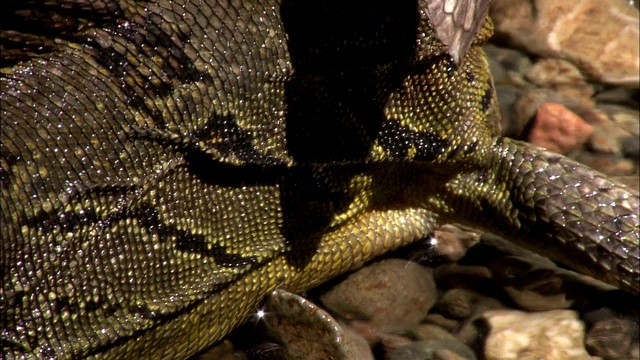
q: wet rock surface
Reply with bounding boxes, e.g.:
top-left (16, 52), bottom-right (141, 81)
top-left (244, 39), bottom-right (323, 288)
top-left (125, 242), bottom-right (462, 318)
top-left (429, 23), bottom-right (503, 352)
top-left (201, 1), bottom-right (639, 359)
top-left (218, 229), bottom-right (638, 360)
top-left (483, 310), bottom-right (594, 360)
top-left (260, 290), bottom-right (374, 360)
top-left (319, 258), bottom-right (438, 332)
top-left (585, 317), bottom-right (639, 359)
top-left (387, 340), bottom-right (476, 360)
top-left (490, 0), bottom-right (640, 86)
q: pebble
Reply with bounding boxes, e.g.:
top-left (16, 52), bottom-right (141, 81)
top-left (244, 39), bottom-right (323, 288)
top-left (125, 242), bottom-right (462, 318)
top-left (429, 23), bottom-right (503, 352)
top-left (585, 318), bottom-right (639, 359)
top-left (527, 102), bottom-right (593, 154)
top-left (525, 58), bottom-right (588, 87)
top-left (525, 58), bottom-right (595, 101)
top-left (387, 339), bottom-right (477, 360)
top-left (379, 333), bottom-right (415, 353)
top-left (484, 44), bottom-right (532, 85)
top-left (573, 106), bottom-right (610, 126)
top-left (483, 309), bottom-right (594, 360)
top-left (423, 313), bottom-right (461, 332)
top-left (261, 289), bottom-right (374, 360)
top-left (596, 104), bottom-right (640, 136)
top-left (509, 88), bottom-right (596, 142)
top-left (449, 295), bottom-right (507, 345)
top-left (504, 287), bottom-right (572, 313)
top-left (195, 340), bottom-right (246, 360)
top-left (588, 120), bottom-right (633, 155)
top-left (436, 289), bottom-right (489, 319)
top-left (621, 135), bottom-right (640, 160)
top-left (495, 84), bottom-right (523, 138)
top-left (508, 88), bottom-right (545, 139)
top-left (487, 256), bottom-right (573, 311)
top-left (595, 88), bottom-right (640, 108)
top-left (430, 225), bottom-right (480, 262)
top-left (411, 324), bottom-right (456, 341)
top-left (433, 348), bottom-right (471, 360)
top-left (320, 258), bottom-right (438, 332)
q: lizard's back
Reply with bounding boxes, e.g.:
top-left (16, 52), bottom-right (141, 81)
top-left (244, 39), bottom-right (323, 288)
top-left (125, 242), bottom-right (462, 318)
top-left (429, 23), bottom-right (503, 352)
top-left (2, 0), bottom-right (638, 359)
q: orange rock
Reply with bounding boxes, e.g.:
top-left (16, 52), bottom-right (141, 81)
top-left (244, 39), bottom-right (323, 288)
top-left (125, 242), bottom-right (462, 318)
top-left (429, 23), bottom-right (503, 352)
top-left (527, 102), bottom-right (593, 154)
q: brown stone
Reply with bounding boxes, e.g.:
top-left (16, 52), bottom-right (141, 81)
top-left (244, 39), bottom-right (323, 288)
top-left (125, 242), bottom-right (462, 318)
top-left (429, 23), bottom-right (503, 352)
top-left (525, 58), bottom-right (587, 87)
top-left (585, 318), bottom-right (638, 359)
top-left (527, 102), bottom-right (593, 154)
top-left (431, 224), bottom-right (480, 262)
top-left (483, 310), bottom-right (595, 360)
top-left (320, 259), bottom-right (438, 332)
top-left (262, 290), bottom-right (374, 360)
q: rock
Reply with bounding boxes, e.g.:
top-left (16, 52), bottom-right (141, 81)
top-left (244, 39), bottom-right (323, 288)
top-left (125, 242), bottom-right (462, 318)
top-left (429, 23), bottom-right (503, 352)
top-left (449, 294), bottom-right (507, 345)
top-left (585, 318), bottom-right (639, 360)
top-left (502, 284), bottom-right (572, 312)
top-left (632, 342), bottom-right (640, 360)
top-left (572, 106), bottom-right (610, 126)
top-left (597, 104), bottom-right (640, 136)
top-left (431, 288), bottom-right (506, 345)
top-left (403, 225), bottom-right (480, 266)
top-left (510, 89), bottom-right (547, 138)
top-left (430, 225), bottom-right (481, 262)
top-left (581, 307), bottom-right (619, 325)
top-left (574, 153), bottom-right (637, 177)
top-left (433, 263), bottom-right (493, 290)
top-left (621, 135), bottom-right (640, 160)
top-left (475, 233), bottom-right (558, 268)
top-left (611, 108), bottom-right (640, 135)
top-left (484, 44), bottom-right (532, 85)
top-left (487, 256), bottom-right (573, 311)
top-left (423, 313), bottom-right (461, 332)
top-left (436, 289), bottom-right (481, 319)
top-left (527, 102), bottom-right (593, 154)
top-left (348, 319), bottom-right (416, 352)
top-left (261, 289), bottom-right (374, 360)
top-left (433, 348), bottom-right (471, 360)
top-left (387, 339), bottom-right (476, 360)
top-left (495, 84), bottom-right (524, 138)
top-left (592, 104), bottom-right (640, 169)
top-left (347, 320), bottom-right (380, 345)
top-left (195, 340), bottom-right (247, 360)
top-left (595, 88), bottom-right (640, 109)
top-left (483, 309), bottom-right (595, 360)
top-left (320, 259), bottom-right (438, 332)
top-left (525, 58), bottom-right (595, 100)
top-left (491, 0), bottom-right (640, 86)
top-left (588, 119), bottom-right (635, 155)
top-left (340, 326), bottom-right (375, 360)
top-left (509, 88), bottom-right (596, 143)
top-left (411, 324), bottom-right (456, 341)
top-left (525, 58), bottom-right (588, 87)
top-left (379, 333), bottom-right (414, 353)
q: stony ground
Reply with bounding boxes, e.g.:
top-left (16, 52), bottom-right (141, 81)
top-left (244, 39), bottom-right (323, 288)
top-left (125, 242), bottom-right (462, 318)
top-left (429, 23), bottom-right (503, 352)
top-left (197, 1), bottom-right (639, 359)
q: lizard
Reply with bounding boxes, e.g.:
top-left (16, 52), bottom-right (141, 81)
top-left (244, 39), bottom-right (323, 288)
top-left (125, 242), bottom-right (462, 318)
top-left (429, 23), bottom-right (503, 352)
top-left (1, 0), bottom-right (638, 358)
